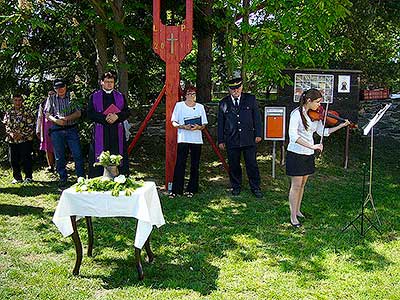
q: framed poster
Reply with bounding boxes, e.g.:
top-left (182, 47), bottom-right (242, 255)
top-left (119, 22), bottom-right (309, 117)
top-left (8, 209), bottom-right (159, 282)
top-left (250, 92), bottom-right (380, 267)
top-left (294, 73), bottom-right (334, 103)
top-left (338, 75), bottom-right (350, 93)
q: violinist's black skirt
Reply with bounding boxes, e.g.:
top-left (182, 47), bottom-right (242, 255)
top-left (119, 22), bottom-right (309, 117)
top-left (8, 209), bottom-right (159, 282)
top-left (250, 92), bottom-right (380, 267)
top-left (286, 151), bottom-right (315, 176)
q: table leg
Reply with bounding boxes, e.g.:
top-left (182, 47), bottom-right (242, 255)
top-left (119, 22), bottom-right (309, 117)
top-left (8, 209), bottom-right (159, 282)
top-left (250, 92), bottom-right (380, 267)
top-left (134, 236), bottom-right (154, 281)
top-left (144, 237), bottom-right (154, 263)
top-left (70, 216), bottom-right (82, 276)
top-left (135, 247), bottom-right (144, 280)
top-left (85, 217), bottom-right (94, 257)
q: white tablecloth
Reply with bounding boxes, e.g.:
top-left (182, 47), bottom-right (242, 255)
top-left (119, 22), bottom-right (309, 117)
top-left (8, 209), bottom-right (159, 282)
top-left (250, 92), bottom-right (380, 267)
top-left (52, 181), bottom-right (165, 249)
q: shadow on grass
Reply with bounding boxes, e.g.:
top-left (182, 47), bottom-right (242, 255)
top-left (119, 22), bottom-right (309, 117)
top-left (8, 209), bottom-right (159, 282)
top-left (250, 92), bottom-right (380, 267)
top-left (0, 203), bottom-right (45, 216)
top-left (66, 216), bottom-right (219, 294)
top-left (83, 255), bottom-right (219, 294)
top-left (0, 181), bottom-right (59, 197)
top-left (66, 177), bottom-right (394, 295)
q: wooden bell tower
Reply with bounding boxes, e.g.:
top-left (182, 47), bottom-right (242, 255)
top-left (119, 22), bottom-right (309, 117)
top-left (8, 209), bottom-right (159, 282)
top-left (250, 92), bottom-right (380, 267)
top-left (153, 0), bottom-right (193, 189)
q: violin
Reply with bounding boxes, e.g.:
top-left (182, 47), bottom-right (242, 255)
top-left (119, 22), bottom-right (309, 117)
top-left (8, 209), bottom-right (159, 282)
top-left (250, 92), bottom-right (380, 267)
top-left (307, 106), bottom-right (356, 128)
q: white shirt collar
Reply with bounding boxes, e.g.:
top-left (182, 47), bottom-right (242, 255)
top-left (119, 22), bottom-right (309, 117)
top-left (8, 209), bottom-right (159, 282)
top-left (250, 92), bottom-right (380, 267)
top-left (103, 89), bottom-right (113, 94)
top-left (231, 95), bottom-right (241, 103)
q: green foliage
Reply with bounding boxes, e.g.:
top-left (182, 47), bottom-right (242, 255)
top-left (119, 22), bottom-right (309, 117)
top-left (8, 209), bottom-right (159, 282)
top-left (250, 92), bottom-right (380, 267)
top-left (245, 0), bottom-right (352, 91)
top-left (1, 0), bottom-right (400, 158)
top-left (330, 0), bottom-right (400, 91)
top-left (0, 0), bottom-right (165, 155)
top-left (74, 175), bottom-right (144, 197)
top-left (209, 0), bottom-right (354, 92)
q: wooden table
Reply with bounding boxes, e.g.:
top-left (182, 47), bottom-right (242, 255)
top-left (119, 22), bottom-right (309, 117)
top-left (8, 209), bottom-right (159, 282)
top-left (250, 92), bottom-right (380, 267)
top-left (53, 182), bottom-right (165, 280)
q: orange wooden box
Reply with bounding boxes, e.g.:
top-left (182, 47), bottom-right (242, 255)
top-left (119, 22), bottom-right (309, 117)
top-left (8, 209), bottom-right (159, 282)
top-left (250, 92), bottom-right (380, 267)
top-left (264, 107), bottom-right (286, 141)
top-left (266, 116), bottom-right (284, 138)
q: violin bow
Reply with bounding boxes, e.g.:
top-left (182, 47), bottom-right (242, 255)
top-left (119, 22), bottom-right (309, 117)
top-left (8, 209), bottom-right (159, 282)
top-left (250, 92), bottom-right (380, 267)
top-left (319, 101), bottom-right (330, 146)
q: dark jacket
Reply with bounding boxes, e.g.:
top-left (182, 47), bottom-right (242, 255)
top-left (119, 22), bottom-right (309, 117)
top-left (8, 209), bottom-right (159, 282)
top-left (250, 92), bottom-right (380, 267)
top-left (217, 93), bottom-right (262, 148)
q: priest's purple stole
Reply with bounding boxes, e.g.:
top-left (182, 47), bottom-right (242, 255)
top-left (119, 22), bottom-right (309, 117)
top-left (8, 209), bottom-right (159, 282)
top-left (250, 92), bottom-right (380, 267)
top-left (93, 90), bottom-right (124, 163)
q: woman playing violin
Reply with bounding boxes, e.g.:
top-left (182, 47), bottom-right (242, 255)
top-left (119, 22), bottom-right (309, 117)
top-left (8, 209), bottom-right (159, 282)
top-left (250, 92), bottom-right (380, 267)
top-left (286, 88), bottom-right (350, 227)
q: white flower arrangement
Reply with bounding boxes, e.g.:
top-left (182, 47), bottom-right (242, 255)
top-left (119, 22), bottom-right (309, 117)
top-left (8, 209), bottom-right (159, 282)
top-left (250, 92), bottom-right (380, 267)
top-left (93, 151), bottom-right (123, 167)
top-left (114, 174), bottom-right (127, 184)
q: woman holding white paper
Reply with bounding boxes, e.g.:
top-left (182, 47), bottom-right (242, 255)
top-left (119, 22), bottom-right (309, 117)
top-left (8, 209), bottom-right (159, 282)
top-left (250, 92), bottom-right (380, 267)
top-left (169, 85), bottom-right (208, 198)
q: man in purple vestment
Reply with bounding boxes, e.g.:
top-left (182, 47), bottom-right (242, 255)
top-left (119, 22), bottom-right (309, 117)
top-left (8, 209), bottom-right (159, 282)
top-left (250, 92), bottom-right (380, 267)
top-left (87, 71), bottom-right (131, 178)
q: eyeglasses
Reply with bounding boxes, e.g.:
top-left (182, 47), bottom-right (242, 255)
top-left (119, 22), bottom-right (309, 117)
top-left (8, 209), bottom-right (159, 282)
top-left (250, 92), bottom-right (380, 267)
top-left (186, 92), bottom-right (196, 96)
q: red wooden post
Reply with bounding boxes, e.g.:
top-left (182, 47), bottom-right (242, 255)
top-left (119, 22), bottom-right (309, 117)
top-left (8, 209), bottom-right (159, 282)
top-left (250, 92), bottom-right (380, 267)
top-left (203, 128), bottom-right (230, 174)
top-left (153, 0), bottom-right (193, 189)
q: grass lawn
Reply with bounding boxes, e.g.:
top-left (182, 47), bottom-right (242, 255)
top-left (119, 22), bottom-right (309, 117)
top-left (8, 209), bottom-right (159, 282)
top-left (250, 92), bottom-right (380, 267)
top-left (0, 133), bottom-right (399, 300)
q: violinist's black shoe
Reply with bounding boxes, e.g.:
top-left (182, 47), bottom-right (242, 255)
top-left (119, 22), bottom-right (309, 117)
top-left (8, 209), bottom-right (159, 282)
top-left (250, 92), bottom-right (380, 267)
top-left (290, 221), bottom-right (302, 228)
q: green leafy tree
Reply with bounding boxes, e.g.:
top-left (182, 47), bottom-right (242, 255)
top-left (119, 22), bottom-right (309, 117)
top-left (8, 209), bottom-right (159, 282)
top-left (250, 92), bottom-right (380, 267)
top-left (330, 0), bottom-right (400, 91)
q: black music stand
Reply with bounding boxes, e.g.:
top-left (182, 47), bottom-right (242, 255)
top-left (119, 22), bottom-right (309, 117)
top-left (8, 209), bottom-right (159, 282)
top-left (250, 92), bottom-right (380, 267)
top-left (342, 103), bottom-right (391, 236)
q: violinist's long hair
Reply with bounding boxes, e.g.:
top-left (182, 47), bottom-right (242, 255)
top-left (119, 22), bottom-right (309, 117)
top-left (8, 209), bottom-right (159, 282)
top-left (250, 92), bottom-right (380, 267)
top-left (299, 88), bottom-right (322, 130)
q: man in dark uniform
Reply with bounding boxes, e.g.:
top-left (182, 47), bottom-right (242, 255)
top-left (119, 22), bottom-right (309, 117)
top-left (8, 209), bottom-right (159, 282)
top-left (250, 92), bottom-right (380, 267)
top-left (217, 77), bottom-right (263, 198)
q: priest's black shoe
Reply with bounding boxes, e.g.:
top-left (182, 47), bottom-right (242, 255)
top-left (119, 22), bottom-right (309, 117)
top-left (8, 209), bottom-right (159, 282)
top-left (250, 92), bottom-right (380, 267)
top-left (231, 188), bottom-right (241, 196)
top-left (58, 181), bottom-right (68, 191)
top-left (252, 189), bottom-right (263, 198)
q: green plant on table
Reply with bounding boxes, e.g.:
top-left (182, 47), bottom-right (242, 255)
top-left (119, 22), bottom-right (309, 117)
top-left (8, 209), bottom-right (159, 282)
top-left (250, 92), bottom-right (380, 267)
top-left (75, 175), bottom-right (144, 196)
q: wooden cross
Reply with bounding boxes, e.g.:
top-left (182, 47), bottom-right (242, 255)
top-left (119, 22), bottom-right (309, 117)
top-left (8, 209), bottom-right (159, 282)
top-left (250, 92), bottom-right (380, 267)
top-left (167, 33), bottom-right (178, 54)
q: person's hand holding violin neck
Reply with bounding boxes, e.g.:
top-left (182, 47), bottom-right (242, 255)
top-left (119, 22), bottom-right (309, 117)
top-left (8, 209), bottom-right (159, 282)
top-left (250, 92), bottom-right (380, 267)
top-left (341, 119), bottom-right (351, 128)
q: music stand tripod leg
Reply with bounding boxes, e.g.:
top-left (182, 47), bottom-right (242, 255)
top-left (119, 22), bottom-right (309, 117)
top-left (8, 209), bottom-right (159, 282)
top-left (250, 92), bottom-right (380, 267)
top-left (342, 163), bottom-right (367, 236)
top-left (364, 127), bottom-right (382, 228)
top-left (365, 194), bottom-right (382, 227)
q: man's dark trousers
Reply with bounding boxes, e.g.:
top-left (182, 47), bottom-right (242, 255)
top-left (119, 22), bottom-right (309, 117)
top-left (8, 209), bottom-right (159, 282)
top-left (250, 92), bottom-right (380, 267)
top-left (227, 145), bottom-right (260, 191)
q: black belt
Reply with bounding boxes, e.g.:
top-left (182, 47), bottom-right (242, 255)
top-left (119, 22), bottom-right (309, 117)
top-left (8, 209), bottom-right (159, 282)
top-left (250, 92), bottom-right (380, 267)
top-left (49, 124), bottom-right (76, 134)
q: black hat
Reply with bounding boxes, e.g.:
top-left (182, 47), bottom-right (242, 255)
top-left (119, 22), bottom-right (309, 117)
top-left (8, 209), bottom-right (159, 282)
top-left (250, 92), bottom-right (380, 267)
top-left (53, 78), bottom-right (66, 88)
top-left (227, 77), bottom-right (243, 89)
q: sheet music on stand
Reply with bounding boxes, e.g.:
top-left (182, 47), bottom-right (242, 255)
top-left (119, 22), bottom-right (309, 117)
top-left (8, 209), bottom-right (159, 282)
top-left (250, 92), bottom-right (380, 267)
top-left (363, 103), bottom-right (391, 135)
top-left (342, 102), bottom-right (391, 237)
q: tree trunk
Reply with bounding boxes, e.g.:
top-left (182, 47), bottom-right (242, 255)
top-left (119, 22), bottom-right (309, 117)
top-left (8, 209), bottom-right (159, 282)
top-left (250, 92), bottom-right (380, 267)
top-left (95, 22), bottom-right (107, 82)
top-left (113, 35), bottom-right (128, 95)
top-left (224, 23), bottom-right (234, 79)
top-left (196, 0), bottom-right (212, 103)
top-left (111, 0), bottom-right (128, 96)
top-left (241, 0), bottom-right (250, 88)
top-left (196, 33), bottom-right (212, 103)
